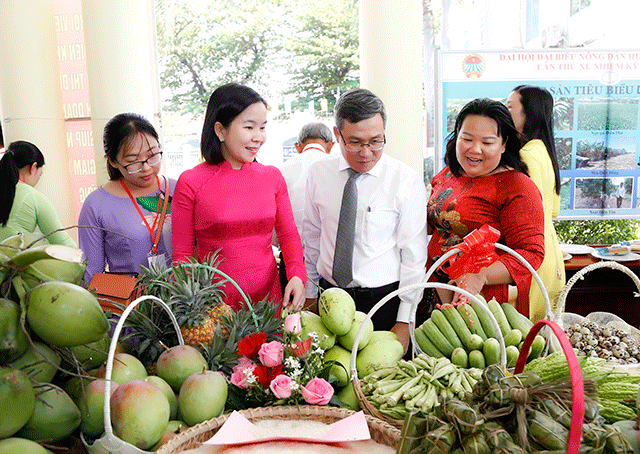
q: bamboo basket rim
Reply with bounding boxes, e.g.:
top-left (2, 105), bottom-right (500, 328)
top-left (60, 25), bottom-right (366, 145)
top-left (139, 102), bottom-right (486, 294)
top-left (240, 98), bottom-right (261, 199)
top-left (156, 405), bottom-right (401, 454)
top-left (555, 260), bottom-right (640, 323)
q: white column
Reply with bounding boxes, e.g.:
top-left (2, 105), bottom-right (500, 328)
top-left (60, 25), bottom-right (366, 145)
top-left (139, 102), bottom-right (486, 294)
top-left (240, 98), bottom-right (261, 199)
top-left (0, 0), bottom-right (76, 240)
top-left (359, 0), bottom-right (425, 175)
top-left (82, 0), bottom-right (162, 186)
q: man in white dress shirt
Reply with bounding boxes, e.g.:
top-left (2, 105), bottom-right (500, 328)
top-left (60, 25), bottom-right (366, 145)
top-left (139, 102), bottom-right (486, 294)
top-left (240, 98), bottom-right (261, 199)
top-left (302, 88), bottom-right (427, 351)
top-left (278, 122), bottom-right (334, 293)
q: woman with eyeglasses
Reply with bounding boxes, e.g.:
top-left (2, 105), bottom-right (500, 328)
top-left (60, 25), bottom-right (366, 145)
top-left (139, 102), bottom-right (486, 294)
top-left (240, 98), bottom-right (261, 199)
top-left (0, 140), bottom-right (76, 246)
top-left (171, 83), bottom-right (306, 312)
top-left (78, 112), bottom-right (175, 285)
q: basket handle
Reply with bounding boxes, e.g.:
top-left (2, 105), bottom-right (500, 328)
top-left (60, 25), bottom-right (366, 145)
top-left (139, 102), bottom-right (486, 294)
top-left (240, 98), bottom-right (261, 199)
top-left (102, 295), bottom-right (184, 439)
top-left (555, 260), bottom-right (640, 321)
top-left (425, 243), bottom-right (553, 322)
top-left (349, 282), bottom-right (507, 381)
top-left (514, 319), bottom-right (584, 454)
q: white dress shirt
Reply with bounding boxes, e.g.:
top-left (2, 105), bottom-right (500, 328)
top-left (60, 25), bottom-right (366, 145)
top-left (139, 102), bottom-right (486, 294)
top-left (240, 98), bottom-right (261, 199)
top-left (303, 152), bottom-right (428, 323)
top-left (279, 144), bottom-right (332, 238)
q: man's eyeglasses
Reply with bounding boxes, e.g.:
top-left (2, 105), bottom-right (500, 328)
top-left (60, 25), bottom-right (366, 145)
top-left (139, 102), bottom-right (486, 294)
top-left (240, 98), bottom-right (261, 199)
top-left (118, 151), bottom-right (163, 174)
top-left (337, 129), bottom-right (386, 153)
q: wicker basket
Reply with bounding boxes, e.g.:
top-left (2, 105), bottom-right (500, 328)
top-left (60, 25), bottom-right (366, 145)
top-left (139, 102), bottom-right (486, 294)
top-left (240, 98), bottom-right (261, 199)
top-left (555, 260), bottom-right (640, 325)
top-left (156, 405), bottom-right (401, 454)
top-left (350, 281), bottom-right (507, 429)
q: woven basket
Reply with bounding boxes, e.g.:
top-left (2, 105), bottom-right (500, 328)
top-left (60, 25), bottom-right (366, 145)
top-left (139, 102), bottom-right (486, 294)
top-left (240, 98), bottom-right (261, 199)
top-left (555, 260), bottom-right (640, 325)
top-left (156, 405), bottom-right (401, 454)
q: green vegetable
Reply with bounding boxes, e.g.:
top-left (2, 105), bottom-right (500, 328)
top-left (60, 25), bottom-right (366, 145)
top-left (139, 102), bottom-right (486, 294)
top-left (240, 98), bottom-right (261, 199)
top-left (430, 309), bottom-right (464, 350)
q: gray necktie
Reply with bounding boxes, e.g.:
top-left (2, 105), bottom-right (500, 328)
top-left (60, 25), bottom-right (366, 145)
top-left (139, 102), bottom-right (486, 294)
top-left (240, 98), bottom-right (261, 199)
top-left (332, 168), bottom-right (362, 287)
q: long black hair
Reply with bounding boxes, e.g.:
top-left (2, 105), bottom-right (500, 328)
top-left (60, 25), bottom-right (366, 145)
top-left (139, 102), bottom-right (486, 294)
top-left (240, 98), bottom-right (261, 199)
top-left (445, 98), bottom-right (528, 177)
top-left (0, 141), bottom-right (45, 226)
top-left (201, 83), bottom-right (267, 165)
top-left (512, 85), bottom-right (561, 194)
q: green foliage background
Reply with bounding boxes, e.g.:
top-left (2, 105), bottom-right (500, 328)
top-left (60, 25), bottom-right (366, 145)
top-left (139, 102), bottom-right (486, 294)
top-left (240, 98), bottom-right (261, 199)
top-left (554, 219), bottom-right (640, 244)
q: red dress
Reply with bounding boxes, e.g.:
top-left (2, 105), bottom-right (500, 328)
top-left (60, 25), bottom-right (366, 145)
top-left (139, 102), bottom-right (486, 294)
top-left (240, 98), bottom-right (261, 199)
top-left (171, 160), bottom-right (306, 310)
top-left (427, 167), bottom-right (544, 315)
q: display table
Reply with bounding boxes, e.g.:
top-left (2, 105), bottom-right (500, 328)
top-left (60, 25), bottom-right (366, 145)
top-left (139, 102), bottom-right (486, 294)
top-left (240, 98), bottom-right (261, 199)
top-left (562, 249), bottom-right (640, 328)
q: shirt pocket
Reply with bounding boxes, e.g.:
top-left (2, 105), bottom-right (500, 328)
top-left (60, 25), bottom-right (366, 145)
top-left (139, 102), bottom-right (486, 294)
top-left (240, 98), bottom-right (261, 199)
top-left (362, 207), bottom-right (398, 251)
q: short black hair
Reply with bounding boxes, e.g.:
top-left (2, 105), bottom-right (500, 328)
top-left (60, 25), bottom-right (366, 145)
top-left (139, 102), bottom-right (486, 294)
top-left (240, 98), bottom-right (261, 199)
top-left (103, 113), bottom-right (159, 180)
top-left (334, 88), bottom-right (386, 131)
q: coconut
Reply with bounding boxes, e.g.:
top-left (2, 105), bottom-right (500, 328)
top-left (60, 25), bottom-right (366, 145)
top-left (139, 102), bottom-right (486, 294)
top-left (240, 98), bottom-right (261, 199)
top-left (69, 333), bottom-right (110, 371)
top-left (0, 367), bottom-right (36, 438)
top-left (110, 379), bottom-right (170, 450)
top-left (25, 281), bottom-right (109, 347)
top-left (318, 288), bottom-right (356, 335)
top-left (20, 258), bottom-right (86, 290)
top-left (0, 233), bottom-right (47, 258)
top-left (0, 298), bottom-right (29, 363)
top-left (16, 383), bottom-right (81, 442)
top-left (10, 341), bottom-right (61, 383)
top-left (0, 437), bottom-right (54, 454)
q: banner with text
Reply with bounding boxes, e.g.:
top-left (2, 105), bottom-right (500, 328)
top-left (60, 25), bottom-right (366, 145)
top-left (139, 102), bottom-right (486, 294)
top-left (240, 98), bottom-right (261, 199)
top-left (437, 49), bottom-right (640, 220)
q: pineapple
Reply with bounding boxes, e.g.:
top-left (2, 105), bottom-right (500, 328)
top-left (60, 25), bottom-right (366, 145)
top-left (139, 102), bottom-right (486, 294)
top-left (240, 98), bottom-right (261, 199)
top-left (154, 253), bottom-right (233, 349)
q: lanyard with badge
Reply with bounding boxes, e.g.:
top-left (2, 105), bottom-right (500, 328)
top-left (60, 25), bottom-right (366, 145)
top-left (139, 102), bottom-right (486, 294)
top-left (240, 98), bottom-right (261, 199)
top-left (120, 175), bottom-right (170, 268)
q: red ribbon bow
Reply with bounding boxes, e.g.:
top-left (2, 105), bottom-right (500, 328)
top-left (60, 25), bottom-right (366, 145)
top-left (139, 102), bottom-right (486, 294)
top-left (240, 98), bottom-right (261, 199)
top-left (442, 225), bottom-right (501, 280)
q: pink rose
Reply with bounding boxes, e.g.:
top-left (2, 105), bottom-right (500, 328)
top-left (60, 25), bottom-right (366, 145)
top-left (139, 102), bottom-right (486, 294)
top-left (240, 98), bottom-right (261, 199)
top-left (300, 377), bottom-right (334, 405)
top-left (258, 341), bottom-right (284, 367)
top-left (230, 358), bottom-right (256, 389)
top-left (269, 374), bottom-right (293, 399)
top-left (284, 313), bottom-right (302, 335)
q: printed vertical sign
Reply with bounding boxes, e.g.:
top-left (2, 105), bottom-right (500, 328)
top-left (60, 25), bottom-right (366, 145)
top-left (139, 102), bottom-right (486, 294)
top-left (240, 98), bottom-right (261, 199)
top-left (437, 49), bottom-right (640, 220)
top-left (54, 0), bottom-right (97, 217)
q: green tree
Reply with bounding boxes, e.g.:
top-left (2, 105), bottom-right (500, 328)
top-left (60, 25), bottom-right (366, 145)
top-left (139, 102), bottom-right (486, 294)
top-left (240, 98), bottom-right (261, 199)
top-left (282, 0), bottom-right (359, 112)
top-left (156, 0), bottom-right (290, 115)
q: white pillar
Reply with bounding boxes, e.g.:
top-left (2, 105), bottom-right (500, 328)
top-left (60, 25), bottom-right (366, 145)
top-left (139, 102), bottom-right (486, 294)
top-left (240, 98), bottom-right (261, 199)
top-left (0, 0), bottom-right (76, 240)
top-left (82, 0), bottom-right (162, 186)
top-left (359, 0), bottom-right (425, 175)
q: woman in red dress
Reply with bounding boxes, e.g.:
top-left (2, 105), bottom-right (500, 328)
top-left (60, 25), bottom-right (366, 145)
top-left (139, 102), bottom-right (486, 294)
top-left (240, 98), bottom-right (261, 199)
top-left (427, 98), bottom-right (545, 316)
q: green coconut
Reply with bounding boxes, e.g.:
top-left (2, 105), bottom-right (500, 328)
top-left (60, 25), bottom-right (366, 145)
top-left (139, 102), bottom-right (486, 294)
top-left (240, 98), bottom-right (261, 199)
top-left (20, 258), bottom-right (86, 290)
top-left (0, 437), bottom-right (54, 454)
top-left (0, 298), bottom-right (29, 363)
top-left (0, 367), bottom-right (36, 438)
top-left (16, 383), bottom-right (81, 442)
top-left (10, 342), bottom-right (61, 383)
top-left (0, 233), bottom-right (47, 259)
top-left (26, 281), bottom-right (109, 347)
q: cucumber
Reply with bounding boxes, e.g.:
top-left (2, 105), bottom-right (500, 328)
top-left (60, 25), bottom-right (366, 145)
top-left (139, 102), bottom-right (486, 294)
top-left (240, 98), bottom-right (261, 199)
top-left (451, 347), bottom-right (468, 368)
top-left (501, 302), bottom-right (534, 338)
top-left (443, 305), bottom-right (474, 350)
top-left (421, 319), bottom-right (455, 358)
top-left (503, 328), bottom-right (523, 347)
top-left (528, 335), bottom-right (546, 361)
top-left (414, 324), bottom-right (446, 358)
top-left (456, 303), bottom-right (487, 341)
top-left (487, 298), bottom-right (511, 337)
top-left (468, 350), bottom-right (486, 369)
top-left (483, 337), bottom-right (501, 366)
top-left (471, 299), bottom-right (498, 339)
top-left (505, 345), bottom-right (519, 368)
top-left (430, 309), bottom-right (464, 350)
top-left (467, 334), bottom-right (484, 351)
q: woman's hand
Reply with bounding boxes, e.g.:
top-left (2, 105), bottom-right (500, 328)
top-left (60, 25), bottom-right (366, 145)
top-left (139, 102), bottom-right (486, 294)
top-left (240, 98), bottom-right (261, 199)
top-left (449, 271), bottom-right (488, 304)
top-left (282, 276), bottom-right (305, 310)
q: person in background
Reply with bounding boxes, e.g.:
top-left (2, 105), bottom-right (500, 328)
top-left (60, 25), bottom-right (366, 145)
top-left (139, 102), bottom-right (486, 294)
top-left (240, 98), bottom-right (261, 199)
top-left (277, 122), bottom-right (334, 295)
top-left (506, 85), bottom-right (565, 320)
top-left (616, 182), bottom-right (625, 208)
top-left (427, 98), bottom-right (545, 318)
top-left (0, 141), bottom-right (76, 246)
top-left (171, 83), bottom-right (306, 312)
top-left (0, 123), bottom-right (5, 158)
top-left (78, 113), bottom-right (175, 286)
top-left (303, 88), bottom-right (427, 352)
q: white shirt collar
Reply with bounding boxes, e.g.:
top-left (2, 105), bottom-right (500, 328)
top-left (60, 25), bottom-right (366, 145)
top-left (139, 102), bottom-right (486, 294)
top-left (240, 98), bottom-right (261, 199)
top-left (337, 152), bottom-right (385, 177)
